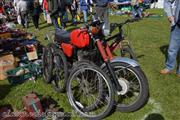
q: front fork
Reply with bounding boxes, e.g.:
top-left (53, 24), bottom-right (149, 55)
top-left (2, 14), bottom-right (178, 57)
top-left (96, 40), bottom-right (122, 91)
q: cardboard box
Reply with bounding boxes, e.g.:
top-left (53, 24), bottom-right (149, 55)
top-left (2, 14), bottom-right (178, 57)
top-left (26, 51), bottom-right (38, 61)
top-left (0, 33), bottom-right (11, 39)
top-left (26, 45), bottom-right (38, 61)
top-left (0, 54), bottom-right (16, 80)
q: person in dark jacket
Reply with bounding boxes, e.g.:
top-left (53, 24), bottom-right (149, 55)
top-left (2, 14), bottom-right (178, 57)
top-left (64, 0), bottom-right (72, 22)
top-left (32, 0), bottom-right (42, 30)
top-left (71, 0), bottom-right (78, 23)
top-left (48, 0), bottom-right (66, 29)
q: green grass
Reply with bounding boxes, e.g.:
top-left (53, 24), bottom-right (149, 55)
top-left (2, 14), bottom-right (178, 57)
top-left (1, 9), bottom-right (180, 120)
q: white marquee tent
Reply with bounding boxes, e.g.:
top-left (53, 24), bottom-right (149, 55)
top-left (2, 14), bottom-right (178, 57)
top-left (151, 0), bottom-right (164, 8)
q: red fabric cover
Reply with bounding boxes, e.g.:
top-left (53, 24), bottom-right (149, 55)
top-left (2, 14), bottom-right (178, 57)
top-left (70, 29), bottom-right (90, 48)
top-left (61, 43), bottom-right (73, 57)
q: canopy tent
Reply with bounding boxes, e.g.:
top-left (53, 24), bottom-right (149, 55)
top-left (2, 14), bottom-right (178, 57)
top-left (150, 0), bottom-right (164, 8)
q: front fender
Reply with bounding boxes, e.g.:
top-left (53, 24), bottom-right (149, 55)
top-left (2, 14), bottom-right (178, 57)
top-left (101, 57), bottom-right (140, 69)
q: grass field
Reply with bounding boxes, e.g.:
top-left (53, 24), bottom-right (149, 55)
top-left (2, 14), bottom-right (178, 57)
top-left (0, 9), bottom-right (180, 120)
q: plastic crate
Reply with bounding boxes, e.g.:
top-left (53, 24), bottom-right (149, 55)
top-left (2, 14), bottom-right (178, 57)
top-left (6, 63), bottom-right (41, 85)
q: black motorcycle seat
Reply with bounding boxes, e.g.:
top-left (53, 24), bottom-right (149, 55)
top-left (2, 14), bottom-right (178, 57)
top-left (55, 29), bottom-right (70, 43)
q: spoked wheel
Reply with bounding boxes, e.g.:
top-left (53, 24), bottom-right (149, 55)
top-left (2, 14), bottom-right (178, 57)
top-left (102, 62), bottom-right (149, 112)
top-left (42, 45), bottom-right (53, 83)
top-left (67, 63), bottom-right (114, 120)
top-left (51, 49), bottom-right (68, 93)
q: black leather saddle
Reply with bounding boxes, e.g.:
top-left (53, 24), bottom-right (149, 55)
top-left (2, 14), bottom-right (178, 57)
top-left (55, 29), bottom-right (70, 43)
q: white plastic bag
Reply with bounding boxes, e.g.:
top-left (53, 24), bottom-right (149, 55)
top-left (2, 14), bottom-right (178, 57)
top-left (17, 15), bottom-right (21, 25)
top-left (46, 14), bottom-right (52, 24)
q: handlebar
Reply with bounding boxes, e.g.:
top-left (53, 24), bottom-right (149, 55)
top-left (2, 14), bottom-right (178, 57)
top-left (111, 18), bottom-right (139, 28)
top-left (110, 18), bottom-right (140, 33)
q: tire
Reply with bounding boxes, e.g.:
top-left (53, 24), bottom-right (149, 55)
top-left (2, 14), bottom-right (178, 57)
top-left (51, 48), bottom-right (68, 93)
top-left (102, 62), bottom-right (149, 112)
top-left (72, 60), bottom-right (97, 70)
top-left (121, 45), bottom-right (138, 61)
top-left (42, 45), bottom-right (53, 83)
top-left (67, 63), bottom-right (114, 120)
top-left (72, 60), bottom-right (105, 112)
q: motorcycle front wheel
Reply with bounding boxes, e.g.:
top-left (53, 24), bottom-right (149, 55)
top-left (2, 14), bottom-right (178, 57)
top-left (102, 62), bottom-right (149, 112)
top-left (67, 63), bottom-right (115, 120)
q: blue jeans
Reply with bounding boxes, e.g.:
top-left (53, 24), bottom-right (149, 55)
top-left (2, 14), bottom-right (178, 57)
top-left (20, 11), bottom-right (28, 28)
top-left (132, 5), bottom-right (142, 18)
top-left (82, 10), bottom-right (87, 22)
top-left (165, 26), bottom-right (180, 74)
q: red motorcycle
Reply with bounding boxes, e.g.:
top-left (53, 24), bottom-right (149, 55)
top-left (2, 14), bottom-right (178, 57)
top-left (43, 19), bottom-right (149, 115)
top-left (43, 29), bottom-right (115, 120)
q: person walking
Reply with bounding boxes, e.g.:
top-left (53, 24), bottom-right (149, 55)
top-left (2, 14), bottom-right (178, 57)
top-left (64, 0), bottom-right (72, 22)
top-left (17, 0), bottom-right (29, 28)
top-left (71, 0), bottom-right (78, 24)
top-left (94, 0), bottom-right (111, 36)
top-left (160, 0), bottom-right (180, 77)
top-left (0, 2), bottom-right (6, 15)
top-left (80, 0), bottom-right (89, 23)
top-left (42, 0), bottom-right (48, 22)
top-left (32, 0), bottom-right (42, 30)
top-left (0, 1), bottom-right (7, 23)
top-left (14, 0), bottom-right (20, 11)
top-left (131, 0), bottom-right (142, 18)
top-left (48, 0), bottom-right (66, 29)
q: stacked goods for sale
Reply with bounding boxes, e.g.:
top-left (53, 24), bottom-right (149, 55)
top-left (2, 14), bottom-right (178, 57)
top-left (5, 40), bottom-right (43, 84)
top-left (6, 63), bottom-right (41, 84)
top-left (0, 28), bottom-right (43, 83)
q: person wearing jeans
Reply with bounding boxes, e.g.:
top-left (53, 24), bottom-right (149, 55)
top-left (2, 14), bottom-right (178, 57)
top-left (80, 0), bottom-right (89, 23)
top-left (95, 0), bottom-right (110, 36)
top-left (160, 0), bottom-right (180, 77)
top-left (20, 11), bottom-right (28, 28)
top-left (17, 0), bottom-right (29, 28)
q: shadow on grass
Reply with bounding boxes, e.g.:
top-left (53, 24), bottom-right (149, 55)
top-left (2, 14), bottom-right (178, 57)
top-left (160, 45), bottom-right (169, 61)
top-left (39, 21), bottom-right (47, 26)
top-left (40, 24), bottom-right (52, 30)
top-left (145, 113), bottom-right (165, 120)
top-left (137, 55), bottom-right (145, 59)
top-left (0, 85), bottom-right (11, 100)
top-left (40, 94), bottom-right (71, 120)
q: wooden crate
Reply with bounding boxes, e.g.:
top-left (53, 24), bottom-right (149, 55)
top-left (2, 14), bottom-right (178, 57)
top-left (0, 33), bottom-right (12, 39)
top-left (0, 54), bottom-right (16, 80)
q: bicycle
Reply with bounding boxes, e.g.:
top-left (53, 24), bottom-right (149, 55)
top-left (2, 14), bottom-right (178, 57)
top-left (83, 19), bottom-right (149, 112)
top-left (108, 19), bottom-right (138, 61)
